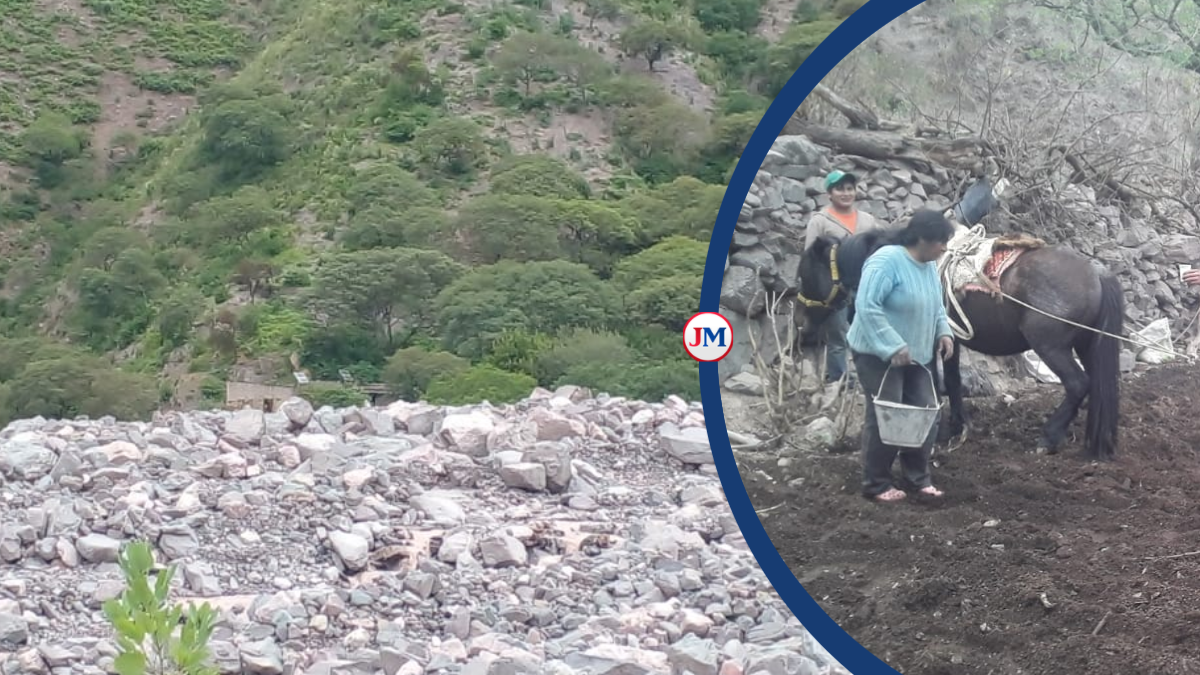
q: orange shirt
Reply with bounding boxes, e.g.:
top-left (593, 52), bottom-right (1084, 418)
top-left (829, 208), bottom-right (857, 234)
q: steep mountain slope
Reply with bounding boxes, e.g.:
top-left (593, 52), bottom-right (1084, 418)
top-left (0, 0), bottom-right (859, 421)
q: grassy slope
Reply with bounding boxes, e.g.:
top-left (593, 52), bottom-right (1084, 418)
top-left (0, 0), bottom-right (847, 411)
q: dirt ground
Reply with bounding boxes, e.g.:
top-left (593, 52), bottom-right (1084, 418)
top-left (740, 360), bottom-right (1200, 675)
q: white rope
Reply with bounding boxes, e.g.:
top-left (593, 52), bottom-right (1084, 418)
top-left (990, 289), bottom-right (1193, 362)
top-left (943, 259), bottom-right (1193, 362)
top-left (936, 223), bottom-right (992, 341)
top-left (933, 223), bottom-right (1193, 362)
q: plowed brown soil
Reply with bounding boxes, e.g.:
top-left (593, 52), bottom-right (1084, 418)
top-left (741, 361), bottom-right (1200, 674)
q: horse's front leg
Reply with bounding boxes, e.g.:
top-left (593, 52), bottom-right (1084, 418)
top-left (941, 340), bottom-right (968, 440)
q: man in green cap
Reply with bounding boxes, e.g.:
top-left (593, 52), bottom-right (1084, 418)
top-left (804, 170), bottom-right (891, 383)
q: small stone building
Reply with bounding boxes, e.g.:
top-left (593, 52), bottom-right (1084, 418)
top-left (225, 381), bottom-right (296, 412)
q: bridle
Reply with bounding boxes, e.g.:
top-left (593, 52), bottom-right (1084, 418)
top-left (798, 243), bottom-right (845, 309)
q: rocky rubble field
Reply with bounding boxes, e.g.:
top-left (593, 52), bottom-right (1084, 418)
top-left (0, 387), bottom-right (841, 675)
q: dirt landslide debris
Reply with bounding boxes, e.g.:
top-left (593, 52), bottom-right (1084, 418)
top-left (743, 360), bottom-right (1200, 675)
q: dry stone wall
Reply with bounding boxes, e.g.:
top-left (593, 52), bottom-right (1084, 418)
top-left (719, 135), bottom-right (966, 385)
top-left (718, 133), bottom-right (1200, 388)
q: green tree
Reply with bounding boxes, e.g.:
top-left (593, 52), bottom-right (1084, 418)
top-left (618, 19), bottom-right (691, 71)
top-left (612, 100), bottom-right (710, 183)
top-left (445, 194), bottom-right (565, 264)
top-left (185, 186), bottom-right (285, 249)
top-left (382, 346), bottom-right (471, 401)
top-left (494, 31), bottom-right (566, 96)
top-left (2, 356), bottom-right (159, 425)
top-left (339, 205), bottom-right (447, 251)
top-left (760, 19), bottom-right (843, 97)
top-left (346, 164), bottom-right (442, 214)
top-left (533, 328), bottom-right (640, 385)
top-left (425, 364), bottom-right (537, 405)
top-left (19, 111), bottom-right (86, 187)
top-left (625, 275), bottom-right (699, 330)
top-left (230, 259), bottom-right (277, 303)
top-left (376, 47), bottom-right (445, 111)
top-left (300, 324), bottom-right (388, 380)
top-left (412, 118), bottom-right (489, 175)
top-left (581, 0), bottom-right (621, 28)
top-left (157, 286), bottom-right (208, 350)
top-left (74, 248), bottom-right (169, 348)
top-left (692, 0), bottom-right (763, 33)
top-left (619, 176), bottom-right (725, 243)
top-left (551, 198), bottom-right (641, 274)
top-left (80, 227), bottom-right (152, 272)
top-left (611, 235), bottom-right (708, 292)
top-left (308, 248), bottom-right (466, 345)
top-left (489, 155), bottom-right (591, 199)
top-left (485, 329), bottom-right (554, 378)
top-left (199, 98), bottom-right (294, 177)
top-left (609, 236), bottom-right (705, 329)
top-left (551, 40), bottom-right (613, 103)
top-left (446, 194), bottom-right (639, 273)
top-left (558, 359), bottom-right (699, 401)
top-left (434, 260), bottom-right (621, 359)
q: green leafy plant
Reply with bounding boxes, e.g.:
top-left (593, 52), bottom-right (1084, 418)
top-left (101, 541), bottom-right (219, 675)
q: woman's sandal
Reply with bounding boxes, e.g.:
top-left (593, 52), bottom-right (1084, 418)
top-left (918, 485), bottom-right (944, 498)
top-left (874, 488), bottom-right (907, 503)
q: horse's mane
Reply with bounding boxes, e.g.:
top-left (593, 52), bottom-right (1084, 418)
top-left (803, 229), bottom-right (902, 293)
top-left (839, 229), bottom-right (899, 275)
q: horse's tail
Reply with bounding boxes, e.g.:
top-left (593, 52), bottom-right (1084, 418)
top-left (1085, 273), bottom-right (1123, 461)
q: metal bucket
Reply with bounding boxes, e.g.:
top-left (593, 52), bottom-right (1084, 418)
top-left (873, 363), bottom-right (942, 449)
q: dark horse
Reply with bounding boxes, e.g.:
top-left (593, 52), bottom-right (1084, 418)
top-left (797, 225), bottom-right (1124, 461)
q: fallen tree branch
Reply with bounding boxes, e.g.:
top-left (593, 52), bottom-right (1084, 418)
top-left (810, 83), bottom-right (904, 131)
top-left (781, 120), bottom-right (995, 172)
top-left (1055, 148), bottom-right (1136, 203)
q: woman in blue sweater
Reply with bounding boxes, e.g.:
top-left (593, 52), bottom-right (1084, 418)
top-left (847, 209), bottom-right (956, 503)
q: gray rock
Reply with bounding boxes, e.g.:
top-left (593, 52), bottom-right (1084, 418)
top-left (480, 534), bottom-right (527, 568)
top-left (0, 440), bottom-right (58, 481)
top-left (498, 462), bottom-right (547, 492)
top-left (522, 442), bottom-right (572, 493)
top-left (658, 424), bottom-right (712, 465)
top-left (226, 409), bottom-right (266, 445)
top-left (0, 613), bottom-right (28, 647)
top-left (239, 638), bottom-right (284, 675)
top-left (281, 397), bottom-right (315, 428)
top-left (74, 534), bottom-right (121, 563)
top-left (667, 635), bottom-right (720, 675)
top-left (720, 266), bottom-right (767, 317)
top-left (329, 531), bottom-right (370, 571)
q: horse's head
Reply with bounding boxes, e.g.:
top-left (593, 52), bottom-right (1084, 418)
top-left (797, 235), bottom-right (846, 326)
top-left (796, 228), bottom-right (900, 326)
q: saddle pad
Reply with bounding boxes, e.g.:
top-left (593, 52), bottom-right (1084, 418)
top-left (962, 247), bottom-right (1025, 294)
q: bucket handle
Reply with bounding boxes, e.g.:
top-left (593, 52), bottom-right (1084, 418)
top-left (875, 361), bottom-right (939, 407)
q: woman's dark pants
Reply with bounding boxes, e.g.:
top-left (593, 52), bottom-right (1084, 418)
top-left (852, 351), bottom-right (939, 497)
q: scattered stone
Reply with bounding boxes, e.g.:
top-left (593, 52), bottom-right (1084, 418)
top-left (0, 393), bottom-right (849, 675)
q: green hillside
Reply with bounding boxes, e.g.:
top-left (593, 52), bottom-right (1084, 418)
top-left (0, 0), bottom-right (854, 421)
